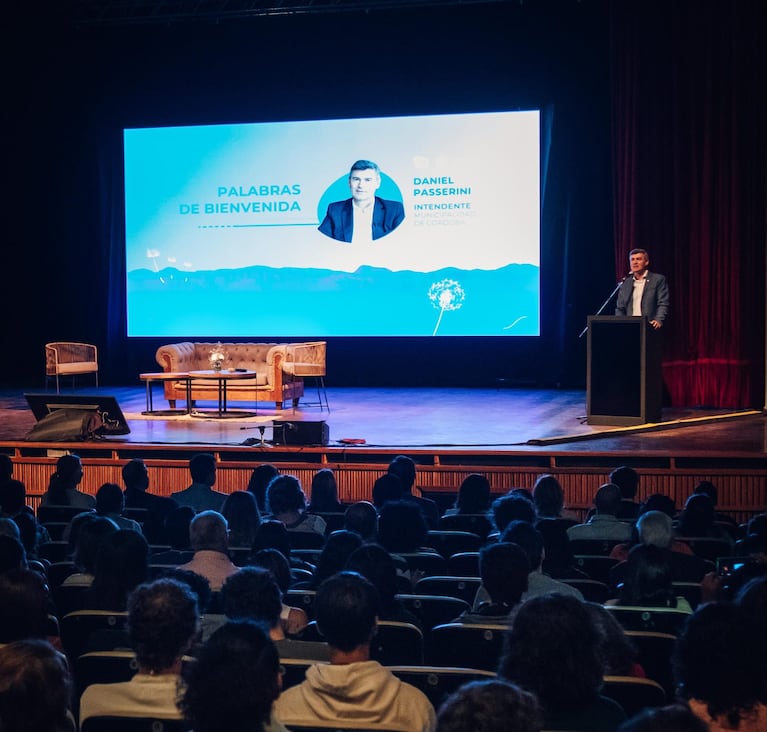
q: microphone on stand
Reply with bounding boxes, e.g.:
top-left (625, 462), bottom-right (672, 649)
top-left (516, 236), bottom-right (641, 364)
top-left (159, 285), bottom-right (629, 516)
top-left (578, 273), bottom-right (631, 339)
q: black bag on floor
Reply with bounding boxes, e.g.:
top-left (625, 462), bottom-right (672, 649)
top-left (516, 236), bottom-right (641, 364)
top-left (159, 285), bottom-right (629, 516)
top-left (25, 409), bottom-right (104, 441)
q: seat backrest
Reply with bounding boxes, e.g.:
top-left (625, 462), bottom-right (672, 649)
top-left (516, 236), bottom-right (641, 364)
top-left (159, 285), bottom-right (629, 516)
top-left (572, 555), bottom-right (619, 584)
top-left (59, 610), bottom-right (129, 662)
top-left (386, 665), bottom-right (497, 709)
top-left (425, 623), bottom-right (509, 671)
top-left (438, 514), bottom-right (494, 540)
top-left (80, 717), bottom-right (186, 732)
top-left (603, 605), bottom-right (689, 635)
top-left (600, 675), bottom-right (668, 716)
top-left (395, 593), bottom-right (471, 632)
top-left (623, 631), bottom-right (677, 698)
top-left (569, 538), bottom-right (624, 555)
top-left (38, 504), bottom-right (91, 524)
top-left (285, 589), bottom-right (318, 620)
top-left (287, 531), bottom-right (326, 550)
top-left (423, 530), bottom-right (483, 559)
top-left (74, 650), bottom-right (139, 699)
top-left (413, 576), bottom-right (482, 606)
top-left (558, 578), bottom-right (611, 603)
top-left (396, 552), bottom-right (448, 577)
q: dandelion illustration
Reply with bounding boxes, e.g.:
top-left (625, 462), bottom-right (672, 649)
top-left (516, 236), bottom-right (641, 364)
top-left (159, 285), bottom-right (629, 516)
top-left (428, 279), bottom-right (465, 335)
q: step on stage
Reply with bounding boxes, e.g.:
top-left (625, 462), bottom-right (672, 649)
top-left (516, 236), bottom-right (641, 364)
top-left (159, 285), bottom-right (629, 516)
top-left (2, 386), bottom-right (764, 518)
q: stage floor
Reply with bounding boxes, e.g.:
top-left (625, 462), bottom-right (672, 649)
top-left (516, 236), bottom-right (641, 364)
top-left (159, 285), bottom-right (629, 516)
top-left (2, 386), bottom-right (765, 457)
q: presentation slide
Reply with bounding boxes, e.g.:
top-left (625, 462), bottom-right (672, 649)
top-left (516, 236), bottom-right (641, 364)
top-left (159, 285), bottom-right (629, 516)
top-left (124, 110), bottom-right (540, 337)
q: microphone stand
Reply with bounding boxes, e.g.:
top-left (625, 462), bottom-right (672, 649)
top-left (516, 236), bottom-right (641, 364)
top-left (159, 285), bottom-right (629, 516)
top-left (578, 275), bottom-right (629, 339)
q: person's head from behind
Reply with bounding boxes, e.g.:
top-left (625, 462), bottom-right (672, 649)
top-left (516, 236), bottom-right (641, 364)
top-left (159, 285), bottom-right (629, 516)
top-left (456, 473), bottom-right (492, 514)
top-left (122, 458), bottom-right (149, 492)
top-left (247, 463), bottom-right (280, 512)
top-left (314, 529), bottom-right (363, 585)
top-left (500, 520), bottom-right (544, 573)
top-left (0, 518), bottom-right (20, 542)
top-left (164, 505), bottom-right (196, 549)
top-left (266, 474), bottom-right (307, 516)
top-left (377, 499), bottom-right (428, 553)
top-left (583, 601), bottom-right (638, 677)
top-left (0, 568), bottom-right (49, 643)
top-left (492, 494), bottom-right (536, 532)
top-left (189, 452), bottom-right (216, 486)
top-left (532, 474), bottom-right (565, 518)
top-left (640, 493), bottom-right (676, 518)
top-left (189, 510), bottom-right (229, 553)
top-left (693, 480), bottom-right (718, 506)
top-left (309, 468), bottom-right (340, 511)
top-left (72, 515), bottom-right (118, 574)
top-left (609, 466), bottom-right (640, 500)
top-left (180, 620), bottom-right (281, 732)
top-left (479, 542), bottom-right (529, 607)
top-left (594, 482), bottom-right (622, 516)
top-left (220, 566), bottom-right (282, 631)
top-left (221, 490), bottom-right (261, 545)
top-left (128, 577), bottom-right (199, 672)
top-left (348, 159), bottom-right (381, 206)
top-left (0, 454), bottom-right (12, 482)
top-left (0, 535), bottom-right (26, 573)
top-left (619, 543), bottom-right (675, 607)
top-left (345, 543), bottom-right (399, 610)
top-left (0, 479), bottom-right (27, 516)
top-left (735, 575), bottom-right (767, 692)
top-left (372, 473), bottom-right (403, 509)
top-left (251, 547), bottom-right (292, 595)
top-left (536, 518), bottom-right (575, 570)
top-left (436, 678), bottom-right (542, 732)
top-left (95, 482), bottom-right (125, 516)
top-left (499, 593), bottom-right (604, 710)
top-left (678, 493), bottom-right (716, 535)
top-left (55, 453), bottom-right (83, 488)
top-left (159, 567), bottom-right (212, 615)
top-left (616, 704), bottom-right (709, 732)
top-left (637, 510), bottom-right (674, 549)
top-left (673, 602), bottom-right (762, 728)
top-left (252, 519), bottom-right (292, 561)
top-left (11, 512), bottom-right (37, 558)
top-left (315, 571), bottom-right (380, 652)
top-left (0, 639), bottom-right (72, 732)
top-left (344, 500), bottom-right (378, 541)
top-left (387, 454), bottom-right (416, 493)
top-left (91, 529), bottom-right (150, 609)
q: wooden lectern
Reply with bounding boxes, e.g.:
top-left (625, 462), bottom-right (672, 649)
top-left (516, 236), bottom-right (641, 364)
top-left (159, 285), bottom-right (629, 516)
top-left (587, 316), bottom-right (662, 426)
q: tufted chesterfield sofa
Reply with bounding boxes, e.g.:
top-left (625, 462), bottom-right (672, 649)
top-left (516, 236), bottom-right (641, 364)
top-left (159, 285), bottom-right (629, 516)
top-left (154, 342), bottom-right (314, 410)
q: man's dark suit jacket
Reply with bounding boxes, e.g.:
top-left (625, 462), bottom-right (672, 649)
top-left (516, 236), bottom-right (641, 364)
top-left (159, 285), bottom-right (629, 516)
top-left (615, 271), bottom-right (670, 324)
top-left (318, 196), bottom-right (405, 242)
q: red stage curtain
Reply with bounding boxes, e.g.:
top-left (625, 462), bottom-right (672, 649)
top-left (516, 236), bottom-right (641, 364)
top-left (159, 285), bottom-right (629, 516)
top-left (609, 0), bottom-right (766, 408)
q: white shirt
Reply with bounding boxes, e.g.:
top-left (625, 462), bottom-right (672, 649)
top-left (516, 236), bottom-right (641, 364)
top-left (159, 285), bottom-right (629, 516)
top-left (351, 203), bottom-right (374, 245)
top-left (631, 273), bottom-right (647, 316)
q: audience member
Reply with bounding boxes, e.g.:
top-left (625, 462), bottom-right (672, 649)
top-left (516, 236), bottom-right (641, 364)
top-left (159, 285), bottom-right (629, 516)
top-left (567, 483), bottom-right (633, 542)
top-left (0, 568), bottom-right (50, 644)
top-left (346, 543), bottom-right (422, 628)
top-left (609, 543), bottom-right (692, 612)
top-left (0, 454), bottom-right (13, 486)
top-left (79, 577), bottom-right (199, 724)
top-left (303, 529), bottom-right (363, 589)
top-left (267, 475), bottom-right (326, 536)
top-left (609, 511), bottom-right (708, 587)
top-left (443, 473), bottom-right (492, 516)
top-left (247, 463), bottom-right (280, 514)
top-left (170, 452), bottom-right (227, 512)
top-left (344, 500), bottom-right (378, 542)
top-left (610, 502), bottom-right (698, 563)
top-left (0, 534), bottom-right (26, 573)
top-left (179, 620), bottom-right (287, 732)
top-left (532, 473), bottom-right (577, 523)
top-left (457, 542), bottom-right (528, 625)
top-left (220, 566), bottom-right (329, 660)
top-left (122, 457), bottom-right (178, 544)
top-left (0, 516), bottom-right (20, 542)
top-left (388, 455), bottom-right (440, 529)
top-left (61, 515), bottom-right (119, 588)
top-left (377, 499), bottom-right (435, 555)
top-left (251, 547), bottom-right (310, 635)
top-left (178, 510), bottom-right (239, 591)
top-left (673, 601), bottom-right (767, 732)
top-left (0, 639), bottom-right (74, 732)
top-left (473, 520), bottom-right (583, 608)
top-left (85, 528), bottom-right (150, 610)
top-left (220, 490), bottom-right (261, 548)
top-left (371, 473), bottom-right (404, 510)
top-left (150, 505), bottom-right (195, 564)
top-left (734, 575), bottom-right (767, 695)
top-left (252, 519), bottom-right (315, 574)
top-left (536, 518), bottom-right (589, 579)
top-left (498, 593), bottom-right (626, 732)
top-left (307, 468), bottom-right (345, 514)
top-left (491, 493), bottom-right (537, 534)
top-left (584, 601), bottom-right (644, 677)
top-left (95, 482), bottom-right (143, 533)
top-left (675, 494), bottom-right (734, 549)
top-left (608, 466), bottom-right (642, 520)
top-left (273, 571), bottom-right (436, 731)
top-left (40, 454), bottom-right (95, 509)
top-left (693, 480), bottom-right (738, 528)
top-left (736, 512), bottom-right (767, 557)
top-left (436, 678), bottom-right (542, 732)
top-left (616, 704), bottom-right (709, 732)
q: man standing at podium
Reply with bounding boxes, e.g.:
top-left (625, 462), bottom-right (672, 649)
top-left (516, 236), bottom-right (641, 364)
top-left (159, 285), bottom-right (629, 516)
top-left (615, 248), bottom-right (669, 329)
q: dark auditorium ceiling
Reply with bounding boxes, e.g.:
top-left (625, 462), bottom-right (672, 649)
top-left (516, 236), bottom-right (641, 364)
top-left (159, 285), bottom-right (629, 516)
top-left (68, 0), bottom-right (515, 27)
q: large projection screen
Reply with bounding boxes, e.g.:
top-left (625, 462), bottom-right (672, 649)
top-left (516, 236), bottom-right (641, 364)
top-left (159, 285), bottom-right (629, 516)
top-left (124, 110), bottom-right (540, 337)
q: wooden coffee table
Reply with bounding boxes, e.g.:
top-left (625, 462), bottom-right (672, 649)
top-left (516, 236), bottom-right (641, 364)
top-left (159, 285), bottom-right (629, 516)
top-left (187, 369), bottom-right (258, 418)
